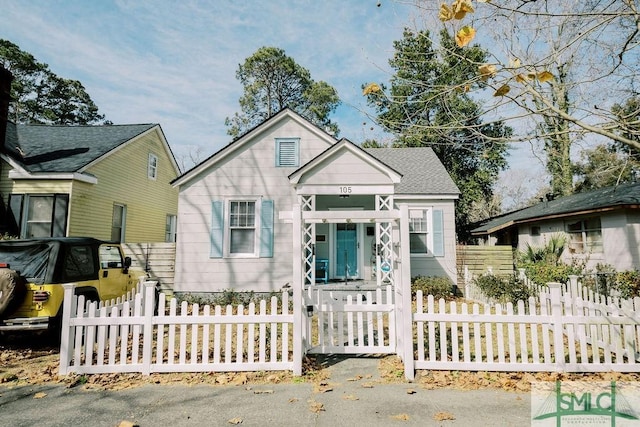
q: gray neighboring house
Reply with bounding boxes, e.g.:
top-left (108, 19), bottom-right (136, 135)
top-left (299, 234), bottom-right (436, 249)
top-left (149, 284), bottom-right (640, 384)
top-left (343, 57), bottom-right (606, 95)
top-left (171, 109), bottom-right (460, 294)
top-left (471, 182), bottom-right (640, 271)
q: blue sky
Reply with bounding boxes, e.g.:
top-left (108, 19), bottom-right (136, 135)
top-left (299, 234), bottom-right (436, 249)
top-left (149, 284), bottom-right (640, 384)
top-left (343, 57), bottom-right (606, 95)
top-left (0, 0), bottom-right (545, 204)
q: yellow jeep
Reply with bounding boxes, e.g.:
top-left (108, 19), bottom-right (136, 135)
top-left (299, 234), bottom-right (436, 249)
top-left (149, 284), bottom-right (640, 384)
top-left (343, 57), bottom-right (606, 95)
top-left (0, 237), bottom-right (146, 333)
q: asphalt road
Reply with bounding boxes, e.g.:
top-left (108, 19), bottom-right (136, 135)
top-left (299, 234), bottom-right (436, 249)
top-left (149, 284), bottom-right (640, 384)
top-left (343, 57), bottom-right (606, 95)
top-left (0, 381), bottom-right (532, 427)
top-left (1, 355), bottom-right (532, 427)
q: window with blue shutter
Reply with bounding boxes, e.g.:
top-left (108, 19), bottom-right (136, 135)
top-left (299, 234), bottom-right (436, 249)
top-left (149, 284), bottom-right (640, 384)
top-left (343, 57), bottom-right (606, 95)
top-left (432, 209), bottom-right (444, 257)
top-left (211, 198), bottom-right (274, 258)
top-left (260, 200), bottom-right (274, 257)
top-left (210, 200), bottom-right (224, 258)
top-left (275, 138), bottom-right (299, 167)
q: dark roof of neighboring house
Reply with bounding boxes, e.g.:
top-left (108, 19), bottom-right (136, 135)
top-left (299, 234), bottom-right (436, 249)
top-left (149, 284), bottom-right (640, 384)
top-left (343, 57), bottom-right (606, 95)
top-left (471, 181), bottom-right (640, 235)
top-left (366, 147), bottom-right (460, 195)
top-left (2, 122), bottom-right (157, 173)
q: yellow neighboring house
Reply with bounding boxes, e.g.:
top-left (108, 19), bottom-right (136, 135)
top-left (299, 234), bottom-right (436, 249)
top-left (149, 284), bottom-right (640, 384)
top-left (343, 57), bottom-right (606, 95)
top-left (0, 120), bottom-right (180, 242)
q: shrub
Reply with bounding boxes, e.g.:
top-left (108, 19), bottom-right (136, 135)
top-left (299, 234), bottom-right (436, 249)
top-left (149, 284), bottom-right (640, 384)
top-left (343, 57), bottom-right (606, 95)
top-left (614, 270), bottom-right (640, 299)
top-left (474, 274), bottom-right (537, 304)
top-left (520, 262), bottom-right (583, 286)
top-left (473, 274), bottom-right (505, 301)
top-left (411, 276), bottom-right (453, 300)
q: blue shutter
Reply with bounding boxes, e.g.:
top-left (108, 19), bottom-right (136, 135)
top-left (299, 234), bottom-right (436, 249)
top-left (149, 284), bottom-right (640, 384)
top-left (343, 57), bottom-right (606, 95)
top-left (260, 200), bottom-right (274, 258)
top-left (432, 209), bottom-right (444, 257)
top-left (210, 200), bottom-right (224, 258)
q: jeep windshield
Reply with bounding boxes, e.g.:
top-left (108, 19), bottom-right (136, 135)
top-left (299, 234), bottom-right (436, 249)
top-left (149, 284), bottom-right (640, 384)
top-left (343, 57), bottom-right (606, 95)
top-left (0, 241), bottom-right (52, 284)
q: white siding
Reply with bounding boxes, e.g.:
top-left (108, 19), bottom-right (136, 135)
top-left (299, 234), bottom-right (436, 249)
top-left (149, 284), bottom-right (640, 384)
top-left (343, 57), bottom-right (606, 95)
top-left (175, 119), bottom-right (333, 293)
top-left (299, 150), bottom-right (394, 186)
top-left (399, 198), bottom-right (457, 284)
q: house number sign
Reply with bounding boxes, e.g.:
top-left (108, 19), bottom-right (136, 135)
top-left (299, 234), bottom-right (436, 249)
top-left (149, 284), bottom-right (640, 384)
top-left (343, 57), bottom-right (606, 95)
top-left (339, 186), bottom-right (352, 194)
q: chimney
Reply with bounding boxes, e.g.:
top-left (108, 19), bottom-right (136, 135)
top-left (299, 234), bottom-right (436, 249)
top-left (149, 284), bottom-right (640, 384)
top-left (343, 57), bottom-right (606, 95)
top-left (0, 65), bottom-right (13, 148)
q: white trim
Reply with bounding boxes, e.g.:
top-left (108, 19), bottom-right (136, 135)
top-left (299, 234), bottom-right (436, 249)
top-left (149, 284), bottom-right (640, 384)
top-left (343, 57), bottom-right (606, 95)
top-left (112, 203), bottom-right (127, 242)
top-left (407, 206), bottom-right (435, 258)
top-left (79, 125), bottom-right (179, 175)
top-left (148, 153), bottom-right (158, 180)
top-left (172, 110), bottom-right (336, 187)
top-left (0, 153), bottom-right (29, 173)
top-left (294, 184), bottom-right (396, 195)
top-left (223, 197), bottom-right (261, 258)
top-left (395, 194), bottom-right (459, 200)
top-left (288, 139), bottom-right (402, 185)
top-left (8, 169), bottom-right (98, 184)
top-left (302, 209), bottom-right (399, 223)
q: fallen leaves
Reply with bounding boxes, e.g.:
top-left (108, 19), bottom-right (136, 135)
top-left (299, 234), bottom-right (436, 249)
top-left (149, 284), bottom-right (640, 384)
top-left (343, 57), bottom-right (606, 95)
top-left (308, 399), bottom-right (325, 413)
top-left (391, 413), bottom-right (410, 421)
top-left (227, 417), bottom-right (243, 425)
top-left (433, 411), bottom-right (456, 421)
top-left (33, 391), bottom-right (47, 399)
top-left (313, 381), bottom-right (333, 394)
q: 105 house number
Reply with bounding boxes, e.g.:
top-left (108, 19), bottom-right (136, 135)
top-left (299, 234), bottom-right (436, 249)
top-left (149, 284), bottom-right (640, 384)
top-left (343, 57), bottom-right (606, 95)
top-left (339, 186), bottom-right (352, 194)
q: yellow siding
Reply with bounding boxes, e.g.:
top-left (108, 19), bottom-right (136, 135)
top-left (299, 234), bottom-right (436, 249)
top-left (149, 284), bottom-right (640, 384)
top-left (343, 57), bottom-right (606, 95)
top-left (0, 158), bottom-right (73, 207)
top-left (68, 128), bottom-right (178, 242)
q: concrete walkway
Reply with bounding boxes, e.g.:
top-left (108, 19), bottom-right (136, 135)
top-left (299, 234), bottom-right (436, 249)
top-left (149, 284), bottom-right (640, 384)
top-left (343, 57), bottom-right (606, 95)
top-left (1, 356), bottom-right (532, 427)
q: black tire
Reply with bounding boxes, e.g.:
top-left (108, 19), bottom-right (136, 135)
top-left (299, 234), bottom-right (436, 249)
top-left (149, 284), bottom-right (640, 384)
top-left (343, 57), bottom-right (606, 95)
top-left (0, 269), bottom-right (26, 319)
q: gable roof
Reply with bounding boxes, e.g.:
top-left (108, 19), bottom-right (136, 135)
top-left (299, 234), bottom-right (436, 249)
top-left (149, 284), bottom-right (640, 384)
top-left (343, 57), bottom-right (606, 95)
top-left (171, 108), bottom-right (337, 187)
top-left (2, 122), bottom-right (173, 174)
top-left (365, 147), bottom-right (460, 195)
top-left (288, 138), bottom-right (403, 185)
top-left (471, 181), bottom-right (640, 235)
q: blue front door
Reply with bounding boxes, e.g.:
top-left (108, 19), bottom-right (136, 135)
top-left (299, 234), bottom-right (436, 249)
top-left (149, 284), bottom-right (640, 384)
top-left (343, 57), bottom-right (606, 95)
top-left (335, 223), bottom-right (358, 279)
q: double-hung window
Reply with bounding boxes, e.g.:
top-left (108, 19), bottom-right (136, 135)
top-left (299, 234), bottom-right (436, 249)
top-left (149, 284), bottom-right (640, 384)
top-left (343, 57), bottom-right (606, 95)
top-left (148, 153), bottom-right (158, 180)
top-left (566, 217), bottom-right (602, 254)
top-left (408, 208), bottom-right (445, 257)
top-left (8, 193), bottom-right (69, 238)
top-left (210, 198), bottom-right (274, 258)
top-left (229, 201), bottom-right (256, 255)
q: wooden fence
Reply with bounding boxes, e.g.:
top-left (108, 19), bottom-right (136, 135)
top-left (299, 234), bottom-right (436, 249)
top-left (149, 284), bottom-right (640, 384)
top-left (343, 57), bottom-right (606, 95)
top-left (59, 281), bottom-right (294, 375)
top-left (122, 243), bottom-right (175, 296)
top-left (456, 245), bottom-right (513, 286)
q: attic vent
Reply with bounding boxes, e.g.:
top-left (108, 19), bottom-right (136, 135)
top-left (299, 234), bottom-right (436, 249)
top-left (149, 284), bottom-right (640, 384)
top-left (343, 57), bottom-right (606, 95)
top-left (276, 138), bottom-right (299, 167)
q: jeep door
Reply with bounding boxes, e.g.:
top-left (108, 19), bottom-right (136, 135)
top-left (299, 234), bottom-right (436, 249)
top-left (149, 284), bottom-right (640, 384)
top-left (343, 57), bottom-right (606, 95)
top-left (98, 244), bottom-right (131, 301)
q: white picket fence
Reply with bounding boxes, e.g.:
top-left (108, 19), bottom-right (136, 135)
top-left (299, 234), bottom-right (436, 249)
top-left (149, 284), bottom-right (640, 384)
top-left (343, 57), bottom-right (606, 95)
top-left (414, 282), bottom-right (640, 372)
top-left (59, 281), bottom-right (294, 375)
top-left (304, 285), bottom-right (396, 354)
top-left (59, 272), bottom-right (640, 377)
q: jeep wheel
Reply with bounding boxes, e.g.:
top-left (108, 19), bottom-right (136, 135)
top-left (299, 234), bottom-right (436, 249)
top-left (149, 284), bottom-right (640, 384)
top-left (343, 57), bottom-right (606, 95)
top-left (0, 268), bottom-right (26, 319)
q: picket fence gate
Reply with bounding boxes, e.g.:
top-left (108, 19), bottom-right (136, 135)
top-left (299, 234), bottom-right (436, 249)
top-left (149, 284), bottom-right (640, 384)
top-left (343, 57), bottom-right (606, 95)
top-left (304, 285), bottom-right (396, 354)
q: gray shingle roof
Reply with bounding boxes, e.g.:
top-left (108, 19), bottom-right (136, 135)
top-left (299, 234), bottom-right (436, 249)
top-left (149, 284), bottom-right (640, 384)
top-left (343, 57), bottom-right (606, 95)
top-left (365, 147), bottom-right (460, 195)
top-left (3, 122), bottom-right (156, 173)
top-left (471, 181), bottom-right (640, 234)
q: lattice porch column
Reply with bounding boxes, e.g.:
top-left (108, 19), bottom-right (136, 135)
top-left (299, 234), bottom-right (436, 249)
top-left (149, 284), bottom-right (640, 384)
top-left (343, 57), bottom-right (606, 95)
top-left (375, 195), bottom-right (394, 287)
top-left (300, 195), bottom-right (316, 285)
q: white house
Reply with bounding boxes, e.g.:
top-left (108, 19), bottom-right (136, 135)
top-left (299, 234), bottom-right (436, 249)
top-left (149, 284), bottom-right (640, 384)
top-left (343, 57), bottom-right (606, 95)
top-left (171, 109), bottom-right (460, 295)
